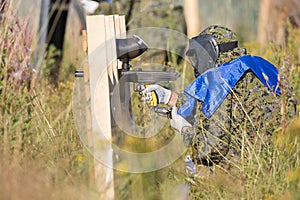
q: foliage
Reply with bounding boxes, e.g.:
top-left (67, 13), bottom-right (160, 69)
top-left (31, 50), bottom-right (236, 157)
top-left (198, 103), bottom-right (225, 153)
top-left (0, 3), bottom-right (95, 199)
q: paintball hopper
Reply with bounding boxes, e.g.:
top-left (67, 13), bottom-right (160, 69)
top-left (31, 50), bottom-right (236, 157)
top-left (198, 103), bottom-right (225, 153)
top-left (116, 35), bottom-right (149, 70)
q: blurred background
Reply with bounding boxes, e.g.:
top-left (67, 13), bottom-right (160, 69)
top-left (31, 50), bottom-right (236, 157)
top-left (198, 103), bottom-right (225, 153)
top-left (17, 0), bottom-right (299, 84)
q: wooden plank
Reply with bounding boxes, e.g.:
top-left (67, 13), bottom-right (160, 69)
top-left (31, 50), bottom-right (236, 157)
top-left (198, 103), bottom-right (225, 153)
top-left (118, 16), bottom-right (126, 71)
top-left (113, 15), bottom-right (121, 71)
top-left (80, 29), bottom-right (95, 186)
top-left (105, 16), bottom-right (114, 84)
top-left (114, 15), bottom-right (125, 70)
top-left (82, 29), bottom-right (88, 53)
top-left (119, 15), bottom-right (126, 38)
top-left (86, 15), bottom-right (114, 200)
top-left (106, 15), bottom-right (118, 83)
top-left (110, 15), bottom-right (119, 81)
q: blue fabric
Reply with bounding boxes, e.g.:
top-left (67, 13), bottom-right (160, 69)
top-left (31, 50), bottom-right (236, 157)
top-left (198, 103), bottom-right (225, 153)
top-left (178, 55), bottom-right (281, 118)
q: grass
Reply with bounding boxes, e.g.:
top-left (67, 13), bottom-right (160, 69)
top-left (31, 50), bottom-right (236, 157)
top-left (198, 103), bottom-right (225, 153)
top-left (0, 2), bottom-right (95, 199)
top-left (0, 1), bottom-right (299, 200)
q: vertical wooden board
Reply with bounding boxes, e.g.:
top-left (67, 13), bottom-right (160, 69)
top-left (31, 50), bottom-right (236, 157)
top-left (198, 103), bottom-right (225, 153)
top-left (107, 15), bottom-right (118, 83)
top-left (108, 15), bottom-right (118, 81)
top-left (105, 16), bottom-right (114, 84)
top-left (119, 15), bottom-right (126, 38)
top-left (113, 15), bottom-right (122, 70)
top-left (86, 15), bottom-right (114, 200)
top-left (86, 15), bottom-right (113, 147)
top-left (80, 28), bottom-right (94, 186)
top-left (116, 15), bottom-right (126, 70)
top-left (104, 15), bottom-right (115, 192)
top-left (82, 30), bottom-right (88, 53)
top-left (113, 15), bottom-right (120, 38)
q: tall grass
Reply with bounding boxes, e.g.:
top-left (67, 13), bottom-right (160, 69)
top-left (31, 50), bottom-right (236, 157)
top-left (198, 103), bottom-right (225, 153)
top-left (0, 2), bottom-right (96, 199)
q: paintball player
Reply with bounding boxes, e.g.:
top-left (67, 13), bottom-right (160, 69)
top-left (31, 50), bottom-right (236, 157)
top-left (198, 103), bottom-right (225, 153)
top-left (143, 25), bottom-right (297, 168)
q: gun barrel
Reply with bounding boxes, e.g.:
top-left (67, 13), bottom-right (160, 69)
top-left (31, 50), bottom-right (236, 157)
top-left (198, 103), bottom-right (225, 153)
top-left (121, 69), bottom-right (180, 84)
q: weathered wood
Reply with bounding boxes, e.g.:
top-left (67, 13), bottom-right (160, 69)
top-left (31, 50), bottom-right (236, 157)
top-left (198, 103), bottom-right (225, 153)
top-left (118, 15), bottom-right (126, 70)
top-left (80, 28), bottom-right (94, 187)
top-left (86, 15), bottom-right (114, 200)
top-left (113, 15), bottom-right (122, 71)
top-left (119, 15), bottom-right (126, 38)
top-left (84, 14), bottom-right (135, 200)
top-left (105, 15), bottom-right (115, 84)
top-left (82, 29), bottom-right (88, 53)
top-left (109, 15), bottom-right (119, 83)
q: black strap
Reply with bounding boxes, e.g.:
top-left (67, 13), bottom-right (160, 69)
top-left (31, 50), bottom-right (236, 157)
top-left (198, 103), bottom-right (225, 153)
top-left (218, 41), bottom-right (238, 53)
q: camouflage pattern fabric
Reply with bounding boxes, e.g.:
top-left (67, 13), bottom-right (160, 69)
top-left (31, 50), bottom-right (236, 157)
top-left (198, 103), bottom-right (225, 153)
top-left (177, 47), bottom-right (297, 166)
top-left (200, 25), bottom-right (238, 44)
top-left (201, 25), bottom-right (248, 66)
top-left (124, 0), bottom-right (184, 30)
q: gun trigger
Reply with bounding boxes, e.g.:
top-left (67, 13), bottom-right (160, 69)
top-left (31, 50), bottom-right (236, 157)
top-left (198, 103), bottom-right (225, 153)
top-left (167, 107), bottom-right (172, 119)
top-left (167, 111), bottom-right (172, 119)
top-left (135, 84), bottom-right (145, 92)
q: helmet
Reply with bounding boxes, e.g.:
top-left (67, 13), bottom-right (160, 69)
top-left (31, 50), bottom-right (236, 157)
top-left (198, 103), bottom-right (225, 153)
top-left (186, 25), bottom-right (247, 77)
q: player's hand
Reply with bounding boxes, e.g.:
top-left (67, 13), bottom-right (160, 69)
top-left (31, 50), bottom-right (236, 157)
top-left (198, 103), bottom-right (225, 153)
top-left (143, 84), bottom-right (172, 105)
top-left (170, 106), bottom-right (192, 133)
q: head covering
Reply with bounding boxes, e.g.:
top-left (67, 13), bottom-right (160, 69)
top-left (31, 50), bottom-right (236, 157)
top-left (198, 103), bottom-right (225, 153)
top-left (186, 25), bottom-right (247, 77)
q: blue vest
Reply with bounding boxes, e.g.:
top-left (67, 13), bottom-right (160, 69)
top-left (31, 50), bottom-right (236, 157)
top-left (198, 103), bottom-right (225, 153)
top-left (178, 55), bottom-right (281, 118)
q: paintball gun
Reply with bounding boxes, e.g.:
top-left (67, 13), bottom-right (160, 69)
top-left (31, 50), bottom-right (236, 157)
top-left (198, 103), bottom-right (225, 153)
top-left (116, 35), bottom-right (179, 119)
top-left (75, 35), bottom-right (180, 118)
top-left (120, 60), bottom-right (179, 119)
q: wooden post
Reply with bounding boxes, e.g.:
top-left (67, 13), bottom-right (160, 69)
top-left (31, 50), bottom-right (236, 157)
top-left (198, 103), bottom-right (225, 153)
top-left (83, 14), bottom-right (129, 200)
top-left (84, 14), bottom-right (149, 199)
top-left (85, 15), bottom-right (119, 200)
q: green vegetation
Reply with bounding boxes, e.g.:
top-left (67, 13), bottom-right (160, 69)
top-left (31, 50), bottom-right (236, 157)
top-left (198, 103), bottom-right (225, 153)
top-left (0, 1), bottom-right (299, 200)
top-left (0, 4), bottom-right (94, 199)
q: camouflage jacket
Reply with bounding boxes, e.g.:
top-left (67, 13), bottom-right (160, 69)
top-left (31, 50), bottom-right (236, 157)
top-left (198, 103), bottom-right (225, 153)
top-left (177, 50), bottom-right (297, 166)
